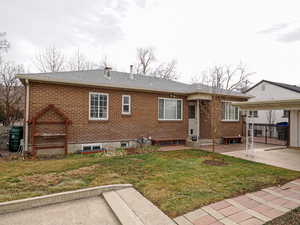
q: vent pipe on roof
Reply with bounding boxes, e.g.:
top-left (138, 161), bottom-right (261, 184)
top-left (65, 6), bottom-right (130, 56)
top-left (104, 67), bottom-right (112, 80)
top-left (129, 65), bottom-right (134, 80)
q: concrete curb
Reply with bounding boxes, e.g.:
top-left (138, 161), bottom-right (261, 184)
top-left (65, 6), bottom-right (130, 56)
top-left (0, 184), bottom-right (132, 215)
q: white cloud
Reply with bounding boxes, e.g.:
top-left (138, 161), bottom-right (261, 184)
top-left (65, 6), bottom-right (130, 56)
top-left (1, 0), bottom-right (300, 85)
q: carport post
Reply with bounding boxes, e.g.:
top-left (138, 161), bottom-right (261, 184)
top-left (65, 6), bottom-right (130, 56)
top-left (245, 110), bottom-right (249, 155)
top-left (251, 116), bottom-right (254, 156)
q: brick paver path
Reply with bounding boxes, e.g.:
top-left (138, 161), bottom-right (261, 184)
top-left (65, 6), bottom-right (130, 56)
top-left (174, 179), bottom-right (300, 225)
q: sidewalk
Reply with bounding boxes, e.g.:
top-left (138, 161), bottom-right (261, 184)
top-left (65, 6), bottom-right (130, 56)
top-left (174, 179), bottom-right (300, 225)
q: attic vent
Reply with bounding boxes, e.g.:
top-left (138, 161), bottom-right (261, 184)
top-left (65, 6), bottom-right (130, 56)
top-left (104, 67), bottom-right (112, 80)
top-left (261, 84), bottom-right (266, 91)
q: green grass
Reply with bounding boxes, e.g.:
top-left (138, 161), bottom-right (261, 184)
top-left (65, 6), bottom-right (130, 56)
top-left (1, 149), bottom-right (300, 217)
top-left (264, 207), bottom-right (300, 225)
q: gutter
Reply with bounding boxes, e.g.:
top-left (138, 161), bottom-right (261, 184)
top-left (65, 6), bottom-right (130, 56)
top-left (24, 79), bottom-right (29, 152)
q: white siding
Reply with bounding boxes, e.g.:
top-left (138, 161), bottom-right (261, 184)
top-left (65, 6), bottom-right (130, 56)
top-left (290, 110), bottom-right (300, 147)
top-left (246, 81), bottom-right (300, 124)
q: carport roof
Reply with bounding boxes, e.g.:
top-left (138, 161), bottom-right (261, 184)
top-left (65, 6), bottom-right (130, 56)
top-left (233, 98), bottom-right (300, 110)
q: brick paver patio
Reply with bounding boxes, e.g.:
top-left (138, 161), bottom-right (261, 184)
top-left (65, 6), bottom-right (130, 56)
top-left (174, 179), bottom-right (300, 225)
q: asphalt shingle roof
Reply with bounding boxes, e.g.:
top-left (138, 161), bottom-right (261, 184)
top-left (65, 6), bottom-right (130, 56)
top-left (16, 69), bottom-right (250, 98)
top-left (264, 80), bottom-right (300, 94)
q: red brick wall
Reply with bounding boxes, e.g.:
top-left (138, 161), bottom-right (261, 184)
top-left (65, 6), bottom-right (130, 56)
top-left (199, 98), bottom-right (244, 139)
top-left (28, 82), bottom-right (189, 144)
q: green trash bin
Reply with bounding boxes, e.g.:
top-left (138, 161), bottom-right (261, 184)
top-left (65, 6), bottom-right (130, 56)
top-left (9, 126), bottom-right (24, 152)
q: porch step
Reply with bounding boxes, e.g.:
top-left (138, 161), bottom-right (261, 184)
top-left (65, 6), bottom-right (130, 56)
top-left (103, 191), bottom-right (144, 225)
top-left (103, 188), bottom-right (176, 225)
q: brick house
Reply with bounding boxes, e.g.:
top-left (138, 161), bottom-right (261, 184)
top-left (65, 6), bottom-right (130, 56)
top-left (16, 68), bottom-right (249, 155)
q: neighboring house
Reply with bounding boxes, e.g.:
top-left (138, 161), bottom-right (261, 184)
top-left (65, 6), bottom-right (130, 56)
top-left (245, 80), bottom-right (300, 138)
top-left (245, 80), bottom-right (300, 123)
top-left (234, 80), bottom-right (300, 149)
top-left (16, 68), bottom-right (249, 155)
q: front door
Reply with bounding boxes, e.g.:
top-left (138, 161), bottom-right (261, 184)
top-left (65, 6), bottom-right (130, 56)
top-left (188, 102), bottom-right (197, 137)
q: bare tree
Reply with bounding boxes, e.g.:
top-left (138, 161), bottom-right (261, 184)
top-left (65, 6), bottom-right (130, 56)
top-left (192, 63), bottom-right (253, 91)
top-left (135, 47), bottom-right (155, 75)
top-left (68, 49), bottom-right (97, 71)
top-left (0, 61), bottom-right (24, 126)
top-left (34, 46), bottom-right (65, 72)
top-left (98, 55), bottom-right (114, 69)
top-left (152, 59), bottom-right (179, 80)
top-left (135, 47), bottom-right (179, 80)
top-left (191, 63), bottom-right (253, 152)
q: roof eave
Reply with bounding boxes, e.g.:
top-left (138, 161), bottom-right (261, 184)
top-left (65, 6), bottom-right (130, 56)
top-left (16, 74), bottom-right (251, 99)
top-left (16, 75), bottom-right (190, 95)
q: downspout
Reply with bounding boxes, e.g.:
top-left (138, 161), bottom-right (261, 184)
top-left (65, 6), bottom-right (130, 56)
top-left (25, 79), bottom-right (30, 152)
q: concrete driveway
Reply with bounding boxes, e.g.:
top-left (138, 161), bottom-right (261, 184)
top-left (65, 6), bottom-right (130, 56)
top-left (224, 148), bottom-right (300, 171)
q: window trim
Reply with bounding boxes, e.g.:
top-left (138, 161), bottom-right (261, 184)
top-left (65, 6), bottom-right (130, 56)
top-left (249, 110), bottom-right (258, 118)
top-left (122, 95), bottom-right (131, 115)
top-left (82, 143), bottom-right (103, 151)
top-left (221, 101), bottom-right (240, 122)
top-left (89, 92), bottom-right (109, 120)
top-left (158, 97), bottom-right (183, 121)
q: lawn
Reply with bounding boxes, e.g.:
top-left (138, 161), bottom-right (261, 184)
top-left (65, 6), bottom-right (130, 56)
top-left (1, 149), bottom-right (300, 217)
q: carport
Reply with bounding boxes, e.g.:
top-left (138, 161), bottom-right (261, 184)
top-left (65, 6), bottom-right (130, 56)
top-left (224, 99), bottom-right (300, 171)
top-left (233, 99), bottom-right (300, 153)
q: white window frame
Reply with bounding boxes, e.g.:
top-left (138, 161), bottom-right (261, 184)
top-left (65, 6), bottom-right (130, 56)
top-left (120, 141), bottom-right (129, 148)
top-left (82, 143), bottom-right (103, 151)
top-left (158, 97), bottom-right (183, 121)
top-left (249, 110), bottom-right (258, 118)
top-left (221, 101), bottom-right (240, 122)
top-left (122, 95), bottom-right (131, 115)
top-left (89, 92), bottom-right (109, 120)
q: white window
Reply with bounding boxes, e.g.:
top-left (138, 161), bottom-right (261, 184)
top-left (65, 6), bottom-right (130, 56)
top-left (82, 143), bottom-right (103, 151)
top-left (120, 142), bottom-right (129, 148)
top-left (158, 98), bottom-right (183, 120)
top-left (222, 101), bottom-right (239, 121)
top-left (89, 92), bottom-right (109, 120)
top-left (122, 95), bottom-right (131, 114)
top-left (249, 110), bottom-right (258, 118)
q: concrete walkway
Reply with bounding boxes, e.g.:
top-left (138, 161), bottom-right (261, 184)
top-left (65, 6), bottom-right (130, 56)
top-left (0, 196), bottom-right (121, 225)
top-left (174, 179), bottom-right (300, 225)
top-left (223, 148), bottom-right (300, 172)
top-left (200, 143), bottom-right (285, 154)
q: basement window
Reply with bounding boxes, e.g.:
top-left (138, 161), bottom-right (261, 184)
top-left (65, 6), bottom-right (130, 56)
top-left (120, 142), bottom-right (129, 148)
top-left (82, 143), bottom-right (103, 151)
